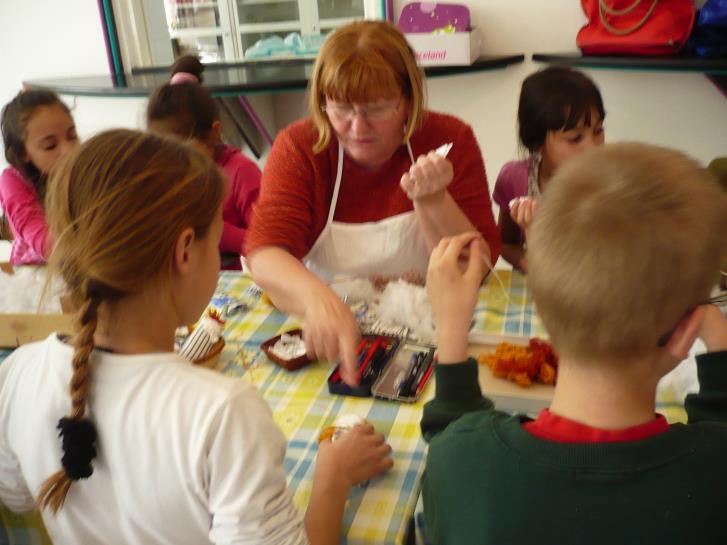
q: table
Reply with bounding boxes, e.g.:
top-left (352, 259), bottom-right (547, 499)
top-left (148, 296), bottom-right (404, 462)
top-left (211, 272), bottom-right (428, 545)
top-left (198, 269), bottom-right (549, 544)
top-left (0, 269), bottom-right (687, 544)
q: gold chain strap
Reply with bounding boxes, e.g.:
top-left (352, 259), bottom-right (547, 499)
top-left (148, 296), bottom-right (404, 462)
top-left (600, 0), bottom-right (644, 16)
top-left (598, 0), bottom-right (659, 36)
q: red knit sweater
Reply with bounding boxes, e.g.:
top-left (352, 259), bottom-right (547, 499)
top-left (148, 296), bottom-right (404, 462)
top-left (215, 145), bottom-right (261, 257)
top-left (245, 111), bottom-right (500, 262)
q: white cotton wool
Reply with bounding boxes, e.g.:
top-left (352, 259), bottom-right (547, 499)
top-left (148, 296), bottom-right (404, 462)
top-left (268, 333), bottom-right (307, 360)
top-left (369, 280), bottom-right (436, 344)
top-left (330, 277), bottom-right (379, 304)
top-left (0, 267), bottom-right (64, 313)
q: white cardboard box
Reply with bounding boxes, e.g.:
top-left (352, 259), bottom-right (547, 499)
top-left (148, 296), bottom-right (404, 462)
top-left (404, 27), bottom-right (481, 67)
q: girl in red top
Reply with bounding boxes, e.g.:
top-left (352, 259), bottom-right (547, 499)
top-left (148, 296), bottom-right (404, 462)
top-left (246, 21), bottom-right (500, 385)
top-left (147, 55), bottom-right (260, 270)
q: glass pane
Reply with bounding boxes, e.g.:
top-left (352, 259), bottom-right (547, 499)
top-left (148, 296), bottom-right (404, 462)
top-left (236, 0), bottom-right (299, 25)
top-left (317, 0), bottom-right (364, 20)
top-left (165, 1), bottom-right (222, 31)
top-left (172, 35), bottom-right (225, 63)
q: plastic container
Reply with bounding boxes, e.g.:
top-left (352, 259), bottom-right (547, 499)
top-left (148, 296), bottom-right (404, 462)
top-left (260, 328), bottom-right (314, 371)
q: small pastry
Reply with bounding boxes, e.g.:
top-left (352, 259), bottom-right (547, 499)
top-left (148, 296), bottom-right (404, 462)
top-left (318, 414), bottom-right (367, 444)
top-left (179, 309), bottom-right (225, 367)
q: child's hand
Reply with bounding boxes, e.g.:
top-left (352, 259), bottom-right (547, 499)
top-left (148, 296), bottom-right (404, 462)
top-left (400, 152), bottom-right (454, 201)
top-left (427, 232), bottom-right (486, 362)
top-left (698, 304), bottom-right (727, 353)
top-left (316, 423), bottom-right (393, 488)
top-left (509, 197), bottom-right (538, 230)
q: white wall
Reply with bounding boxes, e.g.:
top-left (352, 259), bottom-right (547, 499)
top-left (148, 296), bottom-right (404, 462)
top-left (2, 0), bottom-right (725, 188)
top-left (0, 0), bottom-right (278, 169)
top-left (274, 0), bottom-right (727, 204)
top-left (0, 0), bottom-right (148, 159)
top-left (418, 0), bottom-right (727, 186)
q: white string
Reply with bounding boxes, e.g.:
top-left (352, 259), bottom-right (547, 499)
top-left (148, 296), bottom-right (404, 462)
top-left (482, 255), bottom-right (511, 304)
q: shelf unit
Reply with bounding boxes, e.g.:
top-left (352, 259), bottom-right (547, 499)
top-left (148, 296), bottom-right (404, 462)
top-left (532, 53), bottom-right (727, 97)
top-left (24, 55), bottom-right (526, 97)
top-left (24, 53), bottom-right (524, 160)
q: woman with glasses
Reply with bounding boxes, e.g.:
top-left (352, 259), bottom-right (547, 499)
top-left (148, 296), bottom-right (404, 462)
top-left (246, 20), bottom-right (500, 385)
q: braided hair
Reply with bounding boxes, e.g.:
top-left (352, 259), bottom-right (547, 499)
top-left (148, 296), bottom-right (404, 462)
top-left (37, 129), bottom-right (225, 512)
top-left (36, 279), bottom-right (114, 512)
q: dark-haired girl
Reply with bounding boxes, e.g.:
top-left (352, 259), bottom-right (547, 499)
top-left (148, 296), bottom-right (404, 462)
top-left (147, 55), bottom-right (260, 270)
top-left (0, 89), bottom-right (79, 264)
top-left (493, 66), bottom-right (605, 272)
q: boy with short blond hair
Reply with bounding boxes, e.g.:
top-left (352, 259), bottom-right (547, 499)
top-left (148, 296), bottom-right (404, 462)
top-left (422, 143), bottom-right (727, 545)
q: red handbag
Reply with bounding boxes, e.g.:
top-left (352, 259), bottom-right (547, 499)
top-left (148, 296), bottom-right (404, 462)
top-left (577, 0), bottom-right (696, 55)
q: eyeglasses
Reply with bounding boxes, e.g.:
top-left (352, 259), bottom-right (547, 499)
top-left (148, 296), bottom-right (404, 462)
top-left (321, 99), bottom-right (402, 123)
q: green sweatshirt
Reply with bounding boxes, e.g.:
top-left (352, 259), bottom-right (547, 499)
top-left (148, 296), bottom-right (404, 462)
top-left (420, 351), bottom-right (727, 545)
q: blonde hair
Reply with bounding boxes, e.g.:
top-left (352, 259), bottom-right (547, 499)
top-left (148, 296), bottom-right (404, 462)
top-left (37, 129), bottom-right (225, 512)
top-left (528, 142), bottom-right (727, 364)
top-left (309, 20), bottom-right (425, 153)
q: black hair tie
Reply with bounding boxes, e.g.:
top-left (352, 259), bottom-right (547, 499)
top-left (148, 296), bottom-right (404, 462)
top-left (57, 417), bottom-right (97, 481)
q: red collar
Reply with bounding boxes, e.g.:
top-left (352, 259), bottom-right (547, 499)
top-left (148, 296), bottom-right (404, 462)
top-left (524, 409), bottom-right (669, 443)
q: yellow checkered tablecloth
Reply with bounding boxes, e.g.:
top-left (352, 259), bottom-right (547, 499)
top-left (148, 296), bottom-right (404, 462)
top-left (0, 269), bottom-right (687, 544)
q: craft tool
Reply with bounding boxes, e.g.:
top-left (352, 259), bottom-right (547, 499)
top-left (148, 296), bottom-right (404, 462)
top-left (357, 339), bottom-right (381, 382)
top-left (414, 362), bottom-right (435, 396)
top-left (408, 351), bottom-right (434, 396)
top-left (434, 142), bottom-right (453, 158)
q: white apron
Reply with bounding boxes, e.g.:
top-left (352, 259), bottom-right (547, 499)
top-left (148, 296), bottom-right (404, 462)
top-left (304, 141), bottom-right (430, 283)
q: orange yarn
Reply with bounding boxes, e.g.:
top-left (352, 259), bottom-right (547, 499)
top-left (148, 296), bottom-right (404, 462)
top-left (477, 338), bottom-right (558, 388)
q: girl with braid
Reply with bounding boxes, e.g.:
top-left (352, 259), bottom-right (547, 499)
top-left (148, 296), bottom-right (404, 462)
top-left (0, 129), bottom-right (392, 545)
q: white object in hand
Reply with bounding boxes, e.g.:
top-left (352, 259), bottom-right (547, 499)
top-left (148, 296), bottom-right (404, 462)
top-left (434, 142), bottom-right (453, 158)
top-left (401, 142), bottom-right (454, 200)
top-left (269, 333), bottom-right (307, 360)
top-left (330, 414), bottom-right (366, 442)
top-left (508, 196), bottom-right (529, 211)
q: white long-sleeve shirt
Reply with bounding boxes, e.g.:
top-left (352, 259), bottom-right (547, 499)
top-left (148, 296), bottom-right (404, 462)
top-left (0, 334), bottom-right (308, 545)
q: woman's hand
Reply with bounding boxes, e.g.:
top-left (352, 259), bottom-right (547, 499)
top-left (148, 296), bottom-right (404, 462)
top-left (303, 284), bottom-right (361, 385)
top-left (427, 232), bottom-right (486, 362)
top-left (315, 423), bottom-right (393, 488)
top-left (509, 197), bottom-right (538, 231)
top-left (400, 151), bottom-right (454, 201)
